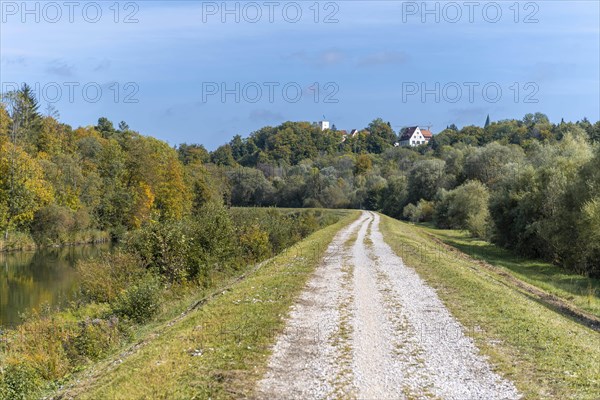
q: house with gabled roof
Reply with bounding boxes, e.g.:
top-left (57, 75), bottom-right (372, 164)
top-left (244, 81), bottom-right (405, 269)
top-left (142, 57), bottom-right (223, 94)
top-left (399, 126), bottom-right (432, 147)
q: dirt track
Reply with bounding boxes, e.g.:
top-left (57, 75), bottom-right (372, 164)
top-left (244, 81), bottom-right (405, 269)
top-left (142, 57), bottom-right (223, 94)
top-left (256, 211), bottom-right (520, 400)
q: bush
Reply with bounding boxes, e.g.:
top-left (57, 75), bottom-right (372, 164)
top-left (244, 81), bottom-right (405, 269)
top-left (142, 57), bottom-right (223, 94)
top-left (403, 203), bottom-right (420, 222)
top-left (403, 200), bottom-right (434, 223)
top-left (0, 231), bottom-right (36, 251)
top-left (30, 204), bottom-right (75, 245)
top-left (0, 362), bottom-right (41, 400)
top-left (238, 224), bottom-right (271, 262)
top-left (417, 200), bottom-right (435, 222)
top-left (1, 311), bottom-right (125, 399)
top-left (78, 252), bottom-right (146, 303)
top-left (29, 206), bottom-right (100, 247)
top-left (232, 208), bottom-right (299, 254)
top-left (111, 273), bottom-right (162, 323)
top-left (229, 208), bottom-right (338, 257)
top-left (127, 219), bottom-right (193, 282)
top-left (127, 202), bottom-right (237, 282)
top-left (434, 180), bottom-right (491, 238)
top-left (188, 201), bottom-right (237, 275)
top-left (4, 314), bottom-right (75, 382)
top-left (295, 210), bottom-right (320, 237)
top-left (71, 317), bottom-right (121, 360)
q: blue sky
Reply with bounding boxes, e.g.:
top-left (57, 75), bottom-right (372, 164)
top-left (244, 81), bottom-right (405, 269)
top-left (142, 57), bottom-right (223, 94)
top-left (1, 0), bottom-right (599, 149)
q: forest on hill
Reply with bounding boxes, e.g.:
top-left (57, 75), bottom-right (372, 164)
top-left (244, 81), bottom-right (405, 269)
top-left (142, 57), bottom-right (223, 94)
top-left (1, 84), bottom-right (600, 276)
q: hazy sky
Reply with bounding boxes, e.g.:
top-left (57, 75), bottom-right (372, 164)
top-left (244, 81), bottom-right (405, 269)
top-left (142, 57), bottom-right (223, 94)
top-left (1, 0), bottom-right (599, 149)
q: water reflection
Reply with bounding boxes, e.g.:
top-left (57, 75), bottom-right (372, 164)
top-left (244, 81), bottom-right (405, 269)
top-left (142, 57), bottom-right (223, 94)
top-left (0, 244), bottom-right (111, 328)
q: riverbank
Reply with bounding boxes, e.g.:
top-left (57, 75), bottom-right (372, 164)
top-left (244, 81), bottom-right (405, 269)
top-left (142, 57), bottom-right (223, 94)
top-left (0, 207), bottom-right (347, 399)
top-left (0, 230), bottom-right (110, 252)
top-left (0, 242), bottom-right (113, 328)
top-left (48, 210), bottom-right (359, 399)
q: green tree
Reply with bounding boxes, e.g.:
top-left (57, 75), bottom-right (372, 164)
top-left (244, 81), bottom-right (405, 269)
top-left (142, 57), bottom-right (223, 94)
top-left (0, 143), bottom-right (54, 237)
top-left (407, 159), bottom-right (446, 203)
top-left (463, 142), bottom-right (524, 187)
top-left (178, 143), bottom-right (210, 165)
top-left (96, 117), bottom-right (116, 138)
top-left (227, 168), bottom-right (274, 206)
top-left (211, 144), bottom-right (237, 166)
top-left (434, 180), bottom-right (491, 238)
top-left (379, 175), bottom-right (408, 218)
top-left (354, 154), bottom-right (372, 175)
top-left (365, 118), bottom-right (396, 153)
top-left (0, 105), bottom-right (10, 146)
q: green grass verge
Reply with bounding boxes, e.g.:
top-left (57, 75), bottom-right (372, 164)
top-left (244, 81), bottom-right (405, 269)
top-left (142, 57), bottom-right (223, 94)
top-left (419, 224), bottom-right (600, 318)
top-left (52, 210), bottom-right (359, 399)
top-left (379, 214), bottom-right (600, 399)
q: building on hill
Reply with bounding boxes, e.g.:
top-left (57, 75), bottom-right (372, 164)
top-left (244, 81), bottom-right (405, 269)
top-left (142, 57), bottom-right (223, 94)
top-left (340, 128), bottom-right (361, 142)
top-left (399, 126), bottom-right (433, 146)
top-left (317, 120), bottom-right (330, 131)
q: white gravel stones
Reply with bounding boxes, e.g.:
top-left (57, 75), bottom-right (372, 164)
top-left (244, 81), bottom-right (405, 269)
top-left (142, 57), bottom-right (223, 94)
top-left (367, 212), bottom-right (520, 400)
top-left (256, 213), bottom-right (369, 399)
top-left (256, 211), bottom-right (521, 400)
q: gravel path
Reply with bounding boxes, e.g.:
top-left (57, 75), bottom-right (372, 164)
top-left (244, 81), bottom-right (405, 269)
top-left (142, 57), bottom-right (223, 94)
top-left (256, 211), bottom-right (520, 400)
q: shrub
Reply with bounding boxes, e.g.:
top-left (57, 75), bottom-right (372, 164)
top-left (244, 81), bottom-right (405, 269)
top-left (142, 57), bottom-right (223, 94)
top-left (238, 224), bottom-right (271, 262)
top-left (434, 180), bottom-right (491, 238)
top-left (30, 204), bottom-right (75, 245)
top-left (295, 210), bottom-right (320, 237)
top-left (127, 219), bottom-right (192, 282)
top-left (188, 201), bottom-right (237, 275)
top-left (111, 273), bottom-right (162, 323)
top-left (417, 199), bottom-right (435, 222)
top-left (432, 189), bottom-right (452, 228)
top-left (0, 362), bottom-right (41, 400)
top-left (127, 202), bottom-right (237, 282)
top-left (78, 252), bottom-right (146, 303)
top-left (402, 200), bottom-right (434, 223)
top-left (229, 208), bottom-right (336, 257)
top-left (5, 314), bottom-right (75, 382)
top-left (403, 203), bottom-right (420, 222)
top-left (0, 231), bottom-right (36, 252)
top-left (71, 317), bottom-right (121, 360)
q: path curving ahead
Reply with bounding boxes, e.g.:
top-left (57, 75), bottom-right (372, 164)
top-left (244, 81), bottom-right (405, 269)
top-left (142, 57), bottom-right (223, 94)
top-left (256, 211), bottom-right (520, 400)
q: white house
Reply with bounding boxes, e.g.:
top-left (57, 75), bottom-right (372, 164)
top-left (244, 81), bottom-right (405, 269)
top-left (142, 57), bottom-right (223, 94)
top-left (399, 126), bottom-right (433, 147)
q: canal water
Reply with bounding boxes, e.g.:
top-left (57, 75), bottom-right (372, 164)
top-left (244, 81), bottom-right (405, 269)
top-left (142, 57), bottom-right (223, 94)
top-left (0, 243), bottom-right (111, 328)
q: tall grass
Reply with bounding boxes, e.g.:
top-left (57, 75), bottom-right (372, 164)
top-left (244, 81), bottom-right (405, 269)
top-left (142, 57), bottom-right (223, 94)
top-left (0, 232), bottom-right (36, 252)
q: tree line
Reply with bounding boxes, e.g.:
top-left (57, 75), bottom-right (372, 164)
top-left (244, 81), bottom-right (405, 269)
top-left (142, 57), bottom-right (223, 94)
top-left (1, 84), bottom-right (599, 275)
top-left (203, 114), bottom-right (600, 277)
top-left (1, 85), bottom-right (190, 248)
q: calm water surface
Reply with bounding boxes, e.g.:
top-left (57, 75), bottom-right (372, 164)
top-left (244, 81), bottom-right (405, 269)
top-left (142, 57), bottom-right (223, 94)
top-left (0, 244), bottom-right (111, 328)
